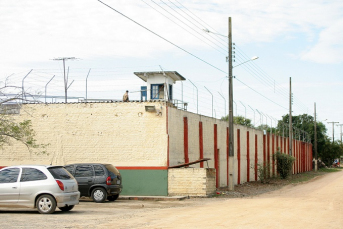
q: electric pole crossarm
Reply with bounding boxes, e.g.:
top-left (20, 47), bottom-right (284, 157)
top-left (53, 57), bottom-right (77, 103)
top-left (328, 121), bottom-right (339, 142)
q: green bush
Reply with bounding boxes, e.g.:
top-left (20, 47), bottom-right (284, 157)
top-left (274, 151), bottom-right (295, 179)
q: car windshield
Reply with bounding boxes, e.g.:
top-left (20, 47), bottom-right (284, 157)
top-left (48, 167), bottom-right (73, 180)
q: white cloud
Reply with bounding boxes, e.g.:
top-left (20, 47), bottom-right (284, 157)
top-left (301, 19), bottom-right (343, 63)
top-left (0, 0), bottom-right (343, 71)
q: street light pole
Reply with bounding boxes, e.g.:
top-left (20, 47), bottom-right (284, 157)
top-left (203, 18), bottom-right (258, 191)
top-left (233, 56), bottom-right (259, 68)
top-left (228, 17), bottom-right (234, 191)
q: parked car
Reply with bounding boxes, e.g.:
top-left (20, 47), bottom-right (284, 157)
top-left (64, 163), bottom-right (122, 203)
top-left (0, 165), bottom-right (80, 214)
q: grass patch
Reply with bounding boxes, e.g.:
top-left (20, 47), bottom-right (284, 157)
top-left (318, 167), bottom-right (342, 172)
top-left (214, 167), bottom-right (343, 198)
top-left (287, 167), bottom-right (342, 184)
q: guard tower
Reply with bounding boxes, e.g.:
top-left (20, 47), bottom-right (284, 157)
top-left (134, 71), bottom-right (186, 102)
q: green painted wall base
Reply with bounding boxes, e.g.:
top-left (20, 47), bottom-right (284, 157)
top-left (119, 169), bottom-right (168, 196)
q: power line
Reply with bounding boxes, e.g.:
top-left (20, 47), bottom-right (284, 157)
top-left (97, 0), bottom-right (226, 74)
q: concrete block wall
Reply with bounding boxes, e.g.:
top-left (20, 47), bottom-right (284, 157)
top-left (167, 108), bottom-right (266, 187)
top-left (168, 168), bottom-right (216, 196)
top-left (1, 102), bottom-right (312, 196)
top-left (1, 102), bottom-right (168, 167)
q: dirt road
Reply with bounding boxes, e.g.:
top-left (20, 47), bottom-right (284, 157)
top-left (1, 170), bottom-right (343, 229)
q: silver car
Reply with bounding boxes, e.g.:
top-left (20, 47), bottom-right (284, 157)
top-left (0, 165), bottom-right (80, 214)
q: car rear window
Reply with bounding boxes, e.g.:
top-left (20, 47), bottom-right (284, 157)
top-left (105, 164), bottom-right (120, 177)
top-left (48, 167), bottom-right (73, 180)
top-left (64, 165), bottom-right (75, 174)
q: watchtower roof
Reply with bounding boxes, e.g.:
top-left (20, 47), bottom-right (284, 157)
top-left (134, 71), bottom-right (186, 82)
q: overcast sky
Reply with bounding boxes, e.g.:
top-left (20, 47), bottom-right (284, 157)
top-left (1, 0), bottom-right (342, 140)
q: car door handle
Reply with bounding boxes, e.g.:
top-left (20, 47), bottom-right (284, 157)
top-left (88, 179), bottom-right (92, 182)
top-left (12, 187), bottom-right (17, 189)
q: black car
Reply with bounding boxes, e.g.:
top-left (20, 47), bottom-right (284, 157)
top-left (64, 163), bottom-right (122, 203)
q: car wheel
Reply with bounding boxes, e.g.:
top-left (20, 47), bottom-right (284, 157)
top-left (58, 205), bottom-right (75, 211)
top-left (36, 195), bottom-right (57, 214)
top-left (107, 194), bottom-right (119, 201)
top-left (91, 187), bottom-right (107, 203)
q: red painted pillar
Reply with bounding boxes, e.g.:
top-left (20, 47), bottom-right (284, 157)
top-left (298, 140), bottom-right (302, 173)
top-left (302, 142), bottom-right (305, 172)
top-left (276, 135), bottom-right (279, 175)
top-left (301, 142), bottom-right (303, 173)
top-left (284, 137), bottom-right (287, 154)
top-left (237, 129), bottom-right (241, 185)
top-left (298, 141), bottom-right (301, 173)
top-left (199, 122), bottom-right (204, 168)
top-left (306, 143), bottom-right (309, 171)
top-left (293, 139), bottom-right (295, 174)
top-left (272, 134), bottom-right (275, 176)
top-left (280, 136), bottom-right (283, 153)
top-left (255, 134), bottom-right (258, 181)
top-left (183, 117), bottom-right (189, 164)
top-left (297, 140), bottom-right (299, 174)
top-left (303, 143), bottom-right (306, 172)
top-left (247, 131), bottom-right (250, 182)
top-left (263, 135), bottom-right (266, 167)
top-left (295, 140), bottom-right (298, 174)
top-left (307, 143), bottom-right (312, 171)
top-left (267, 133), bottom-right (270, 177)
top-left (304, 142), bottom-right (307, 172)
top-left (214, 124), bottom-right (219, 188)
top-left (303, 142), bottom-right (307, 172)
top-left (311, 144), bottom-right (313, 170)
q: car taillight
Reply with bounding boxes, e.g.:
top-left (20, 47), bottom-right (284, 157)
top-left (106, 176), bottom-right (111, 185)
top-left (56, 180), bottom-right (64, 191)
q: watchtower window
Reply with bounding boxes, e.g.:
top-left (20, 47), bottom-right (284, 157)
top-left (151, 84), bottom-right (164, 99)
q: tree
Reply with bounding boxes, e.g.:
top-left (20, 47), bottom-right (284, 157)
top-left (277, 113), bottom-right (342, 166)
top-left (0, 84), bottom-right (47, 154)
top-left (320, 136), bottom-right (343, 166)
top-left (221, 115), bottom-right (253, 127)
top-left (256, 124), bottom-right (277, 135)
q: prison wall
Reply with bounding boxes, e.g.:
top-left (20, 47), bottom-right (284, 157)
top-left (0, 102), bottom-right (168, 167)
top-left (0, 102), bottom-right (313, 195)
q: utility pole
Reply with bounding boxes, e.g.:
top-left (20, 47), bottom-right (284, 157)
top-left (314, 103), bottom-right (317, 171)
top-left (327, 121), bottom-right (339, 142)
top-left (336, 124), bottom-right (343, 143)
top-left (53, 57), bottom-right (76, 103)
top-left (289, 77), bottom-right (293, 156)
top-left (228, 17), bottom-right (234, 191)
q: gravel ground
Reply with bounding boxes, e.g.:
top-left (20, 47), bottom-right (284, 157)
top-left (0, 169), bottom-right (339, 229)
top-left (213, 170), bottom-right (330, 198)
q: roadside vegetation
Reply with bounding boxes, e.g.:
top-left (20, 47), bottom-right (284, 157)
top-left (0, 84), bottom-right (47, 154)
top-left (221, 113), bottom-right (343, 167)
top-left (215, 167), bottom-right (343, 198)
